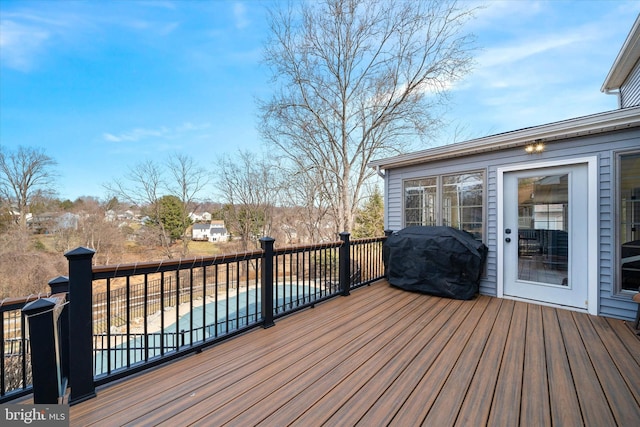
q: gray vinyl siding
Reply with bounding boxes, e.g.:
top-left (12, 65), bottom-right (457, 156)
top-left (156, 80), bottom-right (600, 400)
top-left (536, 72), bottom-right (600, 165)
top-left (382, 127), bottom-right (640, 320)
top-left (482, 168), bottom-right (498, 296)
top-left (620, 59), bottom-right (640, 108)
top-left (598, 152), bottom-right (615, 316)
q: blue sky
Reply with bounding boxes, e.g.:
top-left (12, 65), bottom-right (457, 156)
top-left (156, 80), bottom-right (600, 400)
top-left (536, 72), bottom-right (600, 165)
top-left (0, 0), bottom-right (638, 201)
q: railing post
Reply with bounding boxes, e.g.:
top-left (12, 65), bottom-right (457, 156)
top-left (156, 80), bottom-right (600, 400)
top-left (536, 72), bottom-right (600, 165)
top-left (65, 247), bottom-right (96, 404)
top-left (22, 298), bottom-right (62, 404)
top-left (339, 232), bottom-right (351, 296)
top-left (384, 230), bottom-right (393, 278)
top-left (49, 276), bottom-right (69, 389)
top-left (260, 237), bottom-right (275, 328)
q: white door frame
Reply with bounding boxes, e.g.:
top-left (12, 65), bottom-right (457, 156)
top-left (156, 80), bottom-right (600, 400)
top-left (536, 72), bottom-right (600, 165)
top-left (496, 156), bottom-right (598, 315)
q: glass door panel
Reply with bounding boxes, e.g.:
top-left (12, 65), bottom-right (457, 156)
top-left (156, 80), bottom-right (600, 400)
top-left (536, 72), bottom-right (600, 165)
top-left (517, 174), bottom-right (569, 286)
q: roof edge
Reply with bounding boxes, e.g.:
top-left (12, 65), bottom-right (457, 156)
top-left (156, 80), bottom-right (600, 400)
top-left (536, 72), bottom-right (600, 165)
top-left (601, 14), bottom-right (640, 92)
top-left (369, 106), bottom-right (640, 170)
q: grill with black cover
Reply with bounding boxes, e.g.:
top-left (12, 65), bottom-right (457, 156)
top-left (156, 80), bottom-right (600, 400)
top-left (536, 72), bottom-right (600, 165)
top-left (383, 226), bottom-right (488, 300)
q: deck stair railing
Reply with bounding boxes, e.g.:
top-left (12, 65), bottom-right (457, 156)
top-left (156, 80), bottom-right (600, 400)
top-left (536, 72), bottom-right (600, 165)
top-left (2, 232), bottom-right (387, 405)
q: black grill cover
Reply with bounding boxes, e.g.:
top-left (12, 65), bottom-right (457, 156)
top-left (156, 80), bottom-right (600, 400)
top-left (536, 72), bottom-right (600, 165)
top-left (383, 226), bottom-right (488, 300)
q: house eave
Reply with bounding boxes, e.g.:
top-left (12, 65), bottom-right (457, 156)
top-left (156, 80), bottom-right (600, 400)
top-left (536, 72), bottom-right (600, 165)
top-left (601, 14), bottom-right (640, 92)
top-left (368, 106), bottom-right (640, 171)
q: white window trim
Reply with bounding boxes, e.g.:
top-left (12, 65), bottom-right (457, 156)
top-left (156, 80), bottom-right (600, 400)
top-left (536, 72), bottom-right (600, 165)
top-left (402, 170), bottom-right (486, 240)
top-left (615, 149), bottom-right (640, 295)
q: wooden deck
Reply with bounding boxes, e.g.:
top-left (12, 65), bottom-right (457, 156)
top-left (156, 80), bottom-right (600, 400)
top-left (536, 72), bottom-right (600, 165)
top-left (70, 280), bottom-right (640, 426)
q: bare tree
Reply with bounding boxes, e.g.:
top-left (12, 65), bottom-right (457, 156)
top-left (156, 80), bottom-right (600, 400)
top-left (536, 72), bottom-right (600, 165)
top-left (166, 154), bottom-right (211, 256)
top-left (0, 146), bottom-right (57, 229)
top-left (281, 165), bottom-right (333, 243)
top-left (217, 151), bottom-right (282, 250)
top-left (106, 160), bottom-right (171, 256)
top-left (259, 0), bottom-right (476, 232)
top-left (106, 155), bottom-right (210, 259)
top-left (75, 197), bottom-right (126, 265)
top-left (0, 227), bottom-right (65, 298)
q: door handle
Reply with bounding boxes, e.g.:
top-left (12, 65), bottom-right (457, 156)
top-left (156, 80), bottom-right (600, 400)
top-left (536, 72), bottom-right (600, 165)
top-left (505, 237), bottom-right (511, 243)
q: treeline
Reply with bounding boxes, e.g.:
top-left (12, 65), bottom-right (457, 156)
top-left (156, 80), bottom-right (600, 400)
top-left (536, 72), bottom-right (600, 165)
top-left (0, 147), bottom-right (383, 298)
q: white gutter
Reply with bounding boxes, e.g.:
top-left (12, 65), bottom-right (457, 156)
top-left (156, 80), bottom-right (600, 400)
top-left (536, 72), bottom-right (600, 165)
top-left (603, 88), bottom-right (622, 109)
top-left (369, 106), bottom-right (640, 170)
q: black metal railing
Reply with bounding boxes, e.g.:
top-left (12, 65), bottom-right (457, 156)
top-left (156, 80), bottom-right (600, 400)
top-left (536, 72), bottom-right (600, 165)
top-left (2, 232), bottom-right (387, 405)
top-left (0, 295), bottom-right (39, 401)
top-left (90, 247), bottom-right (265, 381)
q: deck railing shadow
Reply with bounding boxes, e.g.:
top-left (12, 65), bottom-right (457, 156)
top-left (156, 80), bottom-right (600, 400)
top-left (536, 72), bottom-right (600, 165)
top-left (1, 232), bottom-right (387, 404)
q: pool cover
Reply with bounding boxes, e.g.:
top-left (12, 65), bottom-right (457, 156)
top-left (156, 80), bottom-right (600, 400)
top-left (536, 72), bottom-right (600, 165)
top-left (383, 226), bottom-right (488, 300)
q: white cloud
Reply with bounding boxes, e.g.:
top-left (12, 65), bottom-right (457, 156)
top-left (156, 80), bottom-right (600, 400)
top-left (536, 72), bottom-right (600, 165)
top-left (0, 3), bottom-right (184, 72)
top-left (471, 0), bottom-right (544, 30)
top-left (103, 123), bottom-right (211, 143)
top-left (477, 32), bottom-right (585, 70)
top-left (233, 2), bottom-right (250, 30)
top-left (160, 21), bottom-right (180, 35)
top-left (0, 19), bottom-right (50, 71)
top-left (102, 127), bottom-right (169, 142)
top-left (439, 1), bottom-right (635, 145)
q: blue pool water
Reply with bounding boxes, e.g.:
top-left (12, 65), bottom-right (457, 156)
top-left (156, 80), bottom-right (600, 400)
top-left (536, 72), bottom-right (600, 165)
top-left (94, 283), bottom-right (334, 374)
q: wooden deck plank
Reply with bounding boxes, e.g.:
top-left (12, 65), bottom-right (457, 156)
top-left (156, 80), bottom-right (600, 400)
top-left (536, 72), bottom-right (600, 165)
top-left (520, 304), bottom-right (551, 427)
top-left (384, 297), bottom-right (492, 426)
top-left (74, 283), bottom-right (396, 425)
top-left (541, 306), bottom-right (584, 427)
top-left (420, 297), bottom-right (503, 426)
top-left (556, 309), bottom-right (617, 427)
top-left (288, 296), bottom-right (453, 426)
top-left (171, 291), bottom-right (427, 426)
top-left (486, 300), bottom-right (528, 427)
top-left (65, 281), bottom-right (640, 427)
top-left (121, 288), bottom-right (415, 427)
top-left (320, 297), bottom-right (462, 426)
top-left (352, 297), bottom-right (474, 426)
top-left (573, 312), bottom-right (640, 426)
top-left (453, 299), bottom-right (515, 427)
top-left (605, 317), bottom-right (640, 366)
top-left (591, 316), bottom-right (640, 404)
top-left (246, 294), bottom-right (441, 426)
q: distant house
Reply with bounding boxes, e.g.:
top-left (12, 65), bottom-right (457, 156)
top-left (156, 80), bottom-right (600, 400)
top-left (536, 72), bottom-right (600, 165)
top-left (28, 211), bottom-right (79, 233)
top-left (105, 209), bottom-right (138, 222)
top-left (369, 15), bottom-right (640, 321)
top-left (189, 211), bottom-right (212, 222)
top-left (192, 220), bottom-right (229, 242)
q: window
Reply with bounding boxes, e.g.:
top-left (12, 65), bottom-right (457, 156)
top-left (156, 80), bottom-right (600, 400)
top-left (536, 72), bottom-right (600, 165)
top-left (404, 177), bottom-right (436, 227)
top-left (619, 151), bottom-right (640, 292)
top-left (404, 171), bottom-right (484, 241)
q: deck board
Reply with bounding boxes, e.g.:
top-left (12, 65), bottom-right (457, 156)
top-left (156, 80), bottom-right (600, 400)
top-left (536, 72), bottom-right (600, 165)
top-left (175, 292), bottom-right (427, 426)
top-left (521, 304), bottom-right (551, 427)
top-left (541, 306), bottom-right (583, 427)
top-left (389, 296), bottom-right (491, 426)
top-left (487, 299), bottom-right (527, 427)
top-left (67, 280), bottom-right (640, 427)
top-left (454, 299), bottom-right (514, 427)
top-left (556, 308), bottom-right (618, 427)
top-left (421, 295), bottom-right (501, 426)
top-left (573, 312), bottom-right (640, 426)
